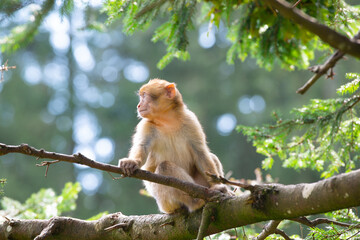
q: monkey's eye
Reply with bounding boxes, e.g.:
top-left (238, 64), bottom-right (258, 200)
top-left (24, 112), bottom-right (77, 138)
top-left (149, 93), bottom-right (158, 100)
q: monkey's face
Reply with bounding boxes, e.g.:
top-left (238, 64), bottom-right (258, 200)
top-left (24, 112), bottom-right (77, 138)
top-left (137, 92), bottom-right (155, 118)
top-left (137, 91), bottom-right (170, 120)
top-left (137, 79), bottom-right (182, 121)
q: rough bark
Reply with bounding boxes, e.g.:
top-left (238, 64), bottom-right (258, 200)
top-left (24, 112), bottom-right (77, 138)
top-left (1, 169), bottom-right (360, 240)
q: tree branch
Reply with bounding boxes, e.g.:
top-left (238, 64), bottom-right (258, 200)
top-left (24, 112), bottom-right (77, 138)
top-left (255, 220), bottom-right (282, 240)
top-left (264, 0), bottom-right (360, 59)
top-left (297, 31), bottom-right (360, 94)
top-left (0, 143), bottom-right (222, 201)
top-left (206, 171), bottom-right (255, 191)
top-left (196, 203), bottom-right (217, 240)
top-left (291, 216), bottom-right (358, 228)
top-left (2, 142), bottom-right (360, 239)
top-left (274, 228), bottom-right (292, 240)
top-left (135, 0), bottom-right (168, 19)
top-left (0, 60), bottom-right (16, 82)
top-left (1, 168), bottom-right (360, 239)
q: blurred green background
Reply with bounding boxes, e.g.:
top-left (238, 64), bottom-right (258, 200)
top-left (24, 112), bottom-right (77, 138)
top-left (0, 1), bottom-right (358, 219)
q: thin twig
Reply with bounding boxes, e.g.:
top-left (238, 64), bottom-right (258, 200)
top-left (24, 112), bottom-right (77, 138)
top-left (242, 226), bottom-right (247, 239)
top-left (196, 203), bottom-right (216, 240)
top-left (0, 143), bottom-right (222, 201)
top-left (135, 0), bottom-right (168, 19)
top-left (291, 216), bottom-right (358, 228)
top-left (234, 227), bottom-right (238, 238)
top-left (107, 171), bottom-right (125, 180)
top-left (36, 160), bottom-right (60, 177)
top-left (0, 60), bottom-right (16, 82)
top-left (206, 172), bottom-right (255, 191)
top-left (104, 223), bottom-right (129, 232)
top-left (346, 229), bottom-right (360, 240)
top-left (292, 0), bottom-right (301, 8)
top-left (296, 31), bottom-right (360, 94)
top-left (274, 228), bottom-right (292, 240)
top-left (159, 220), bottom-right (175, 228)
top-left (255, 220), bottom-right (282, 240)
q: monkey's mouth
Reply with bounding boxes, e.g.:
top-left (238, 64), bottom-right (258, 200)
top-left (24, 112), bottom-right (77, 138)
top-left (138, 109), bottom-right (149, 116)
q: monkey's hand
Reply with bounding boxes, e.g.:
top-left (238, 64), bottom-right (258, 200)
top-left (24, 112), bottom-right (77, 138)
top-left (118, 158), bottom-right (140, 176)
top-left (210, 184), bottom-right (234, 196)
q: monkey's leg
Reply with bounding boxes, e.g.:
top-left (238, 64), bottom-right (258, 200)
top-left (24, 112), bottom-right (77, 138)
top-left (144, 161), bottom-right (205, 214)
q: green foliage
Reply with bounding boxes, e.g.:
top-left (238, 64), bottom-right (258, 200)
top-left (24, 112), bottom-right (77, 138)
top-left (225, 2), bottom-right (316, 71)
top-left (207, 226), bottom-right (301, 239)
top-left (59, 0), bottom-right (74, 17)
top-left (224, 0), bottom-right (360, 70)
top-left (2, 0), bottom-right (360, 70)
top-left (0, 0), bottom-right (23, 18)
top-left (307, 209), bottom-right (360, 239)
top-left (0, 0), bottom-right (55, 53)
top-left (326, 209), bottom-right (360, 224)
top-left (207, 226), bottom-right (254, 240)
top-left (0, 182), bottom-right (81, 219)
top-left (238, 85), bottom-right (360, 178)
top-left (0, 0), bottom-right (84, 53)
top-left (102, 0), bottom-right (360, 70)
top-left (337, 73), bottom-right (360, 95)
top-left (0, 178), bottom-right (6, 196)
top-left (103, 0), bottom-right (196, 69)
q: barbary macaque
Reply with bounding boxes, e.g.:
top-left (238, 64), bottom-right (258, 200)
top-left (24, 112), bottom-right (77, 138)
top-left (118, 79), bottom-right (229, 213)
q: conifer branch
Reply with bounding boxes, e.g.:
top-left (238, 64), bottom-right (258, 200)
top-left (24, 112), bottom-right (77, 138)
top-left (264, 0), bottom-right (360, 58)
top-left (135, 0), bottom-right (168, 19)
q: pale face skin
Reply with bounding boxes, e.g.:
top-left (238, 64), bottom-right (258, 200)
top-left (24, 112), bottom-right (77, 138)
top-left (137, 92), bottom-right (153, 118)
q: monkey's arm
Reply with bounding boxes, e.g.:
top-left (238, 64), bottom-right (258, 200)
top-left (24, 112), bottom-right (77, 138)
top-left (118, 148), bottom-right (144, 176)
top-left (190, 142), bottom-right (222, 183)
top-left (118, 121), bottom-right (151, 176)
top-left (193, 149), bottom-right (231, 195)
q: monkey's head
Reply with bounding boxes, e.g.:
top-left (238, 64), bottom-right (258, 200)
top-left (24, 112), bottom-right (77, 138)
top-left (137, 79), bottom-right (184, 120)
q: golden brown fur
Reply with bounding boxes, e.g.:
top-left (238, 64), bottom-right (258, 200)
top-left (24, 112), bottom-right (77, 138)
top-left (118, 79), bottom-right (227, 213)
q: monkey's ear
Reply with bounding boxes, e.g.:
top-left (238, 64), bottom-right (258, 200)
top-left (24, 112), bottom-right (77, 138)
top-left (165, 83), bottom-right (176, 99)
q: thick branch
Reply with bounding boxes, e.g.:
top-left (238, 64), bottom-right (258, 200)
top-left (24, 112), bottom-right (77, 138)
top-left (2, 169), bottom-right (360, 239)
top-left (0, 143), bottom-right (221, 201)
top-left (264, 0), bottom-right (360, 59)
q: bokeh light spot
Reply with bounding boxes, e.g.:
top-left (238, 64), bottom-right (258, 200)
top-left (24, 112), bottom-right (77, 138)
top-left (124, 61), bottom-right (149, 83)
top-left (216, 113), bottom-right (237, 136)
top-left (77, 170), bottom-right (103, 195)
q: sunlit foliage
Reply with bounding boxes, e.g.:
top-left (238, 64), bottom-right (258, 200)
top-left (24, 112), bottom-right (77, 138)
top-left (238, 73), bottom-right (360, 178)
top-left (0, 182), bottom-right (81, 219)
top-left (308, 209), bottom-right (360, 240)
top-left (102, 0), bottom-right (360, 69)
top-left (2, 0), bottom-right (359, 69)
top-left (0, 0), bottom-right (56, 53)
top-left (0, 179), bottom-right (5, 196)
